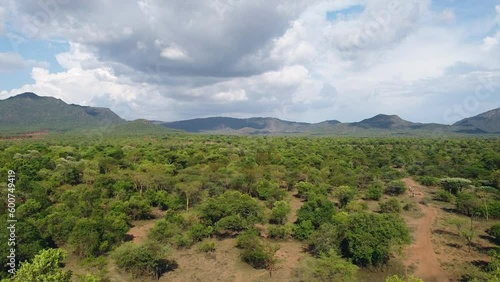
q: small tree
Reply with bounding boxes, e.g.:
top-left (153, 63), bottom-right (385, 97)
top-left (379, 198), bottom-right (402, 213)
top-left (297, 249), bottom-right (358, 282)
top-left (8, 248), bottom-right (72, 282)
top-left (270, 200), bottom-right (291, 224)
top-left (334, 186), bottom-right (357, 208)
top-left (366, 181), bottom-right (384, 200)
top-left (440, 178), bottom-right (472, 195)
top-left (385, 180), bottom-right (407, 196)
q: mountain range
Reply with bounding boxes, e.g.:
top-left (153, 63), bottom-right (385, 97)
top-left (1, 92), bottom-right (499, 136)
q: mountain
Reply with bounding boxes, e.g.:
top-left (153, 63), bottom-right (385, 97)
top-left (161, 109), bottom-right (500, 136)
top-left (452, 108), bottom-right (500, 134)
top-left (0, 92), bottom-right (125, 133)
top-left (2, 92), bottom-right (499, 137)
top-left (162, 117), bottom-right (313, 134)
top-left (352, 114), bottom-right (415, 129)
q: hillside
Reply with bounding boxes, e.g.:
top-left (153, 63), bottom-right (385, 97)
top-left (452, 108), bottom-right (500, 133)
top-left (0, 92), bottom-right (124, 133)
top-left (162, 117), bottom-right (313, 134)
top-left (352, 114), bottom-right (416, 129)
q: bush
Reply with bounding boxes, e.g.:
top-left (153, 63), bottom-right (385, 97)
top-left (415, 176), bottom-right (439, 186)
top-left (379, 198), bottom-right (402, 213)
top-left (487, 224), bottom-right (500, 244)
top-left (366, 181), bottom-right (384, 201)
top-left (270, 200), bottom-right (291, 225)
top-left (436, 190), bottom-right (454, 202)
top-left (268, 224), bottom-right (294, 240)
top-left (112, 242), bottom-right (177, 279)
top-left (403, 202), bottom-right (419, 212)
top-left (197, 240), bottom-right (216, 253)
top-left (385, 180), bottom-right (407, 196)
top-left (296, 249), bottom-right (358, 282)
top-left (294, 220), bottom-right (315, 241)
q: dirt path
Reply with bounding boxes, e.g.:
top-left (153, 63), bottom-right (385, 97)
top-left (127, 208), bottom-right (165, 243)
top-left (402, 178), bottom-right (449, 282)
top-left (287, 190), bottom-right (303, 224)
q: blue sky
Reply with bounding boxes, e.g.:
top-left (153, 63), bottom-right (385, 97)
top-left (0, 0), bottom-right (499, 123)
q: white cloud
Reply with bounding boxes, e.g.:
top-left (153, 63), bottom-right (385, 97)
top-left (160, 47), bottom-right (189, 61)
top-left (214, 89), bottom-right (248, 102)
top-left (2, 0), bottom-right (500, 124)
top-left (0, 7), bottom-right (5, 35)
top-left (0, 53), bottom-right (28, 71)
top-left (482, 34), bottom-right (499, 52)
top-left (496, 5), bottom-right (500, 24)
top-left (0, 52), bottom-right (49, 72)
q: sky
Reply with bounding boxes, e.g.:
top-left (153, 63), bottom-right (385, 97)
top-left (0, 0), bottom-right (499, 124)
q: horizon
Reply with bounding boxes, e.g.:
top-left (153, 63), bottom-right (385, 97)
top-left (5, 91), bottom-right (497, 125)
top-left (0, 1), bottom-right (499, 124)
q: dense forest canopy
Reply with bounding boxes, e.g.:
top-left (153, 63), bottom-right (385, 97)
top-left (1, 135), bottom-right (499, 281)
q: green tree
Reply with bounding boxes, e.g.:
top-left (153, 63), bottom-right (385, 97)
top-left (297, 249), bottom-right (358, 282)
top-left (6, 249), bottom-right (72, 282)
top-left (441, 178), bottom-right (472, 195)
top-left (385, 180), bottom-right (407, 196)
top-left (270, 200), bottom-right (291, 224)
top-left (379, 198), bottom-right (402, 213)
top-left (366, 181), bottom-right (384, 200)
top-left (334, 186), bottom-right (357, 208)
top-left (112, 242), bottom-right (177, 279)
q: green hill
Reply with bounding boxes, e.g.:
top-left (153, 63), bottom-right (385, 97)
top-left (0, 92), bottom-right (125, 133)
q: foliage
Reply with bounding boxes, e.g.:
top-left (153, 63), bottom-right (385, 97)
top-left (197, 240), bottom-right (216, 253)
top-left (268, 224), bottom-right (294, 240)
top-left (296, 249), bottom-right (358, 282)
top-left (385, 180), bottom-right (407, 196)
top-left (112, 242), bottom-right (177, 279)
top-left (379, 198), bottom-right (402, 213)
top-left (296, 194), bottom-right (336, 228)
top-left (270, 200), bottom-right (291, 224)
top-left (4, 248), bottom-right (71, 282)
top-left (366, 180), bottom-right (384, 200)
top-left (436, 190), bottom-right (455, 202)
top-left (385, 275), bottom-right (424, 282)
top-left (441, 178), bottom-right (472, 195)
top-left (334, 185), bottom-right (357, 208)
top-left (487, 224), bottom-right (500, 244)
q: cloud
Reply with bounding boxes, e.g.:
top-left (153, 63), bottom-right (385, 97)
top-left (160, 47), bottom-right (189, 61)
top-left (496, 5), bottom-right (500, 24)
top-left (1, 0), bottom-right (500, 124)
top-left (0, 52), bottom-right (49, 72)
top-left (0, 6), bottom-right (5, 35)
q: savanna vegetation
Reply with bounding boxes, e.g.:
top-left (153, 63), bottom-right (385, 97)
top-left (0, 135), bottom-right (499, 281)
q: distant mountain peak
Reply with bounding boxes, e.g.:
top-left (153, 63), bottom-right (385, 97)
top-left (7, 92), bottom-right (43, 100)
top-left (453, 107), bottom-right (500, 133)
top-left (355, 114), bottom-right (414, 129)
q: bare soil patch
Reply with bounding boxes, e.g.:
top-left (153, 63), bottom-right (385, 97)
top-left (402, 178), bottom-right (449, 282)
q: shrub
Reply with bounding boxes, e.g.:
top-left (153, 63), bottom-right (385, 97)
top-left (294, 220), bottom-right (315, 241)
top-left (112, 242), bottom-right (177, 279)
top-left (415, 176), bottom-right (439, 186)
top-left (385, 180), bottom-right (407, 196)
top-left (197, 240), bottom-right (216, 253)
top-left (366, 181), bottom-right (384, 201)
top-left (270, 200), bottom-right (291, 225)
top-left (436, 190), bottom-right (454, 202)
top-left (379, 198), bottom-right (402, 213)
top-left (487, 224), bottom-right (500, 244)
top-left (403, 202), bottom-right (419, 212)
top-left (268, 224), bottom-right (294, 240)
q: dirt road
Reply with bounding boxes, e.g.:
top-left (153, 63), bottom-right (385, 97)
top-left (402, 178), bottom-right (449, 282)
